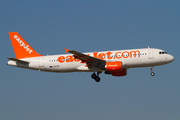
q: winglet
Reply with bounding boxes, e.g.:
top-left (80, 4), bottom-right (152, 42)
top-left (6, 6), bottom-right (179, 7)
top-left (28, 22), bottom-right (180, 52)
top-left (64, 48), bottom-right (70, 53)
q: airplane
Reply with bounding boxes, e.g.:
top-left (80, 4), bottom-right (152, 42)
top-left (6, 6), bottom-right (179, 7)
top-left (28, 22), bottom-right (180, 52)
top-left (7, 32), bottom-right (174, 82)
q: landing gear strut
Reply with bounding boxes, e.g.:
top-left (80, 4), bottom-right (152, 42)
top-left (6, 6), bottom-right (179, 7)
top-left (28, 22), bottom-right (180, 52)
top-left (91, 72), bottom-right (102, 82)
top-left (150, 67), bottom-right (155, 76)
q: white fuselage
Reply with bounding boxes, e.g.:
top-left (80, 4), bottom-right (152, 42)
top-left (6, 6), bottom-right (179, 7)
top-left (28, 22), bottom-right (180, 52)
top-left (7, 48), bottom-right (174, 73)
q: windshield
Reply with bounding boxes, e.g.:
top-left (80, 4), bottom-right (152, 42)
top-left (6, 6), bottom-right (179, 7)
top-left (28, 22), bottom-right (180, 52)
top-left (159, 51), bottom-right (167, 54)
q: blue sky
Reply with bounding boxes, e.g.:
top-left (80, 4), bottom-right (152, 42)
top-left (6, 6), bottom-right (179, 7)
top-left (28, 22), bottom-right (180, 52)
top-left (1, 0), bottom-right (180, 120)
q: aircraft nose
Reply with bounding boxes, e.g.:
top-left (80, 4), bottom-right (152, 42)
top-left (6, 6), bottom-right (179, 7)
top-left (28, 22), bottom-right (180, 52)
top-left (168, 55), bottom-right (174, 63)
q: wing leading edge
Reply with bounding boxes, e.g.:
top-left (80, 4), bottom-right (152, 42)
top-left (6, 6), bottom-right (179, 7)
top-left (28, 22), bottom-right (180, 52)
top-left (64, 48), bottom-right (105, 64)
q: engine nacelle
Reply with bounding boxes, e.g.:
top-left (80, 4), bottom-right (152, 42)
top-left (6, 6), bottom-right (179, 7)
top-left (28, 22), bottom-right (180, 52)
top-left (105, 68), bottom-right (127, 76)
top-left (111, 69), bottom-right (127, 76)
top-left (105, 61), bottom-right (122, 71)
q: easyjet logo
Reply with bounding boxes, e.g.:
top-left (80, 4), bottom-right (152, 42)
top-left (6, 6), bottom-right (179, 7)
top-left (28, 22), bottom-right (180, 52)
top-left (14, 35), bottom-right (32, 54)
top-left (57, 50), bottom-right (140, 63)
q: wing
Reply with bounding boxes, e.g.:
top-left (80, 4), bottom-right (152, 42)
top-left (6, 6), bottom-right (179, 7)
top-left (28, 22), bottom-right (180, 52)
top-left (64, 48), bottom-right (105, 66)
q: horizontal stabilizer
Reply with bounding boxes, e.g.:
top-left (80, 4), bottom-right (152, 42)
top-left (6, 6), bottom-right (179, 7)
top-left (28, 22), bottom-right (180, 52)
top-left (7, 58), bottom-right (29, 64)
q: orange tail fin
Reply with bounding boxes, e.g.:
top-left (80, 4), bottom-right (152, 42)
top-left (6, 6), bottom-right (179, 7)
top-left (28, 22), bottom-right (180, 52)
top-left (9, 32), bottom-right (43, 59)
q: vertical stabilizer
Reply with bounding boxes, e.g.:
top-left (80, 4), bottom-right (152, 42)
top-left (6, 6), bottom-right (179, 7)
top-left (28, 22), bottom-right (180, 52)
top-left (9, 32), bottom-right (43, 59)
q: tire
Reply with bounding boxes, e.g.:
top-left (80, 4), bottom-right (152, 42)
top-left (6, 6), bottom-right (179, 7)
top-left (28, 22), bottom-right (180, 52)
top-left (151, 72), bottom-right (155, 76)
top-left (91, 73), bottom-right (96, 79)
top-left (95, 76), bottom-right (100, 82)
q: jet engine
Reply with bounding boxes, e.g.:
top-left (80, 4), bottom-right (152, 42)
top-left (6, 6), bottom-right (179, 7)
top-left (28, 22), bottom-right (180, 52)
top-left (103, 61), bottom-right (127, 76)
top-left (105, 61), bottom-right (122, 71)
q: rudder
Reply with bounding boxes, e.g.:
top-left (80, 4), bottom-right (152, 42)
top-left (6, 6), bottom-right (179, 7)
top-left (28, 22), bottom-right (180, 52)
top-left (9, 32), bottom-right (42, 59)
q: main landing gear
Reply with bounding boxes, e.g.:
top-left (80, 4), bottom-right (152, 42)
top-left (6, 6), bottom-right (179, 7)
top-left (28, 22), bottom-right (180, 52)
top-left (150, 67), bottom-right (155, 76)
top-left (91, 72), bottom-right (102, 82)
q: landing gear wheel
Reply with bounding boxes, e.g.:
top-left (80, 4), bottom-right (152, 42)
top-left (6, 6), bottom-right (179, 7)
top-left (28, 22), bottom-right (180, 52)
top-left (95, 76), bottom-right (100, 82)
top-left (91, 73), bottom-right (96, 79)
top-left (150, 67), bottom-right (155, 76)
top-left (91, 71), bottom-right (102, 82)
top-left (151, 72), bottom-right (155, 76)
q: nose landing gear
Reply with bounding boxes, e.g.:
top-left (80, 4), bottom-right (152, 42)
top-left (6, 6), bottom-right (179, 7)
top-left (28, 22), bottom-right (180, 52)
top-left (150, 67), bottom-right (155, 76)
top-left (91, 72), bottom-right (102, 82)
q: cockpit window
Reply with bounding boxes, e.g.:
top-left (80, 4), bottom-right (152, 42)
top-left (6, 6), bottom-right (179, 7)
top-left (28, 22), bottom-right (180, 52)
top-left (159, 51), bottom-right (167, 54)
